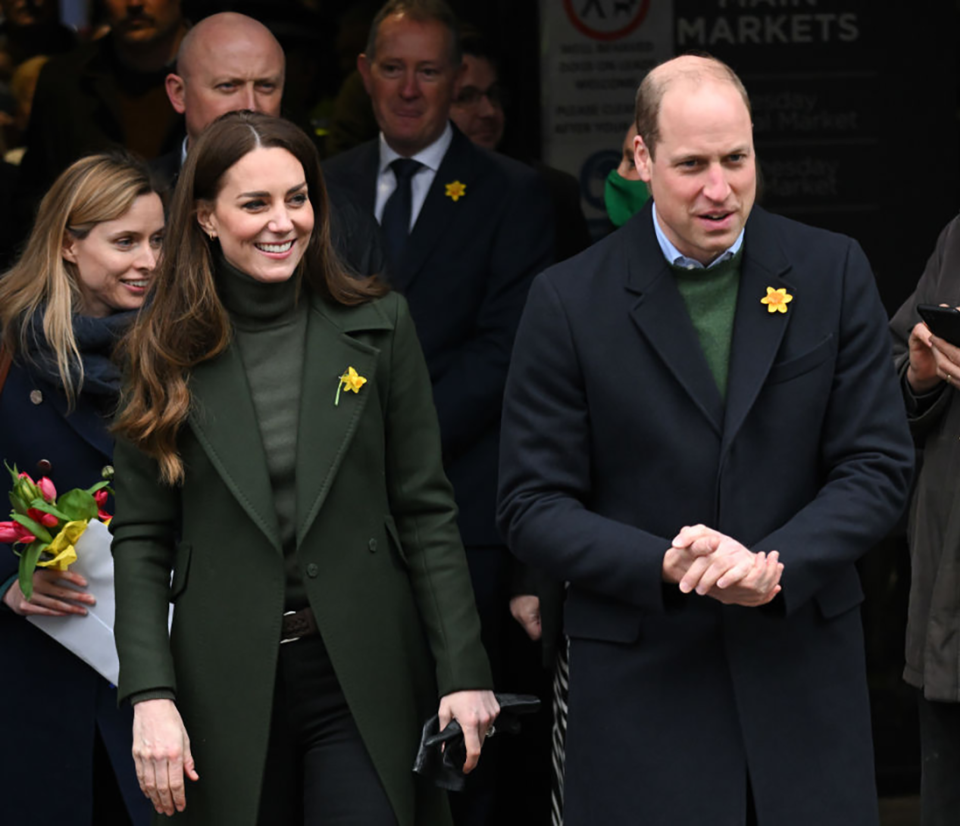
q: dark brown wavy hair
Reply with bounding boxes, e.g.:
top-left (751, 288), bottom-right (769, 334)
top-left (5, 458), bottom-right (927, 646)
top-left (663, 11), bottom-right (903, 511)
top-left (114, 111), bottom-right (385, 484)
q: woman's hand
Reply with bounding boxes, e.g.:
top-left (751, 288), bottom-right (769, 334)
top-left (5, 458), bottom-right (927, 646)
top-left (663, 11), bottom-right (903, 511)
top-left (1, 569), bottom-right (95, 616)
top-left (132, 699), bottom-right (199, 816)
top-left (437, 690), bottom-right (500, 773)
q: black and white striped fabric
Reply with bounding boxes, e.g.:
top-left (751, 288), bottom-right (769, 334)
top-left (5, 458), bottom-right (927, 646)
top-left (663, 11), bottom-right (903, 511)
top-left (550, 637), bottom-right (570, 826)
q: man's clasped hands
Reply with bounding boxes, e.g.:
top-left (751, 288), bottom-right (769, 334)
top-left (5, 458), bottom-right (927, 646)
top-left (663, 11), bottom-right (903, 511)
top-left (663, 525), bottom-right (783, 607)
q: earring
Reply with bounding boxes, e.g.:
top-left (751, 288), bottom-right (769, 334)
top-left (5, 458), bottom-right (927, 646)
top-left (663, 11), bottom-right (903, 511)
top-left (207, 231), bottom-right (217, 240)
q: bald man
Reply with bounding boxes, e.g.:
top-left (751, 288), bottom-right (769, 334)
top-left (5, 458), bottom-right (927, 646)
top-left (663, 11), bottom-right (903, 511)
top-left (154, 11), bottom-right (383, 277)
top-left (167, 12), bottom-right (283, 147)
top-left (153, 13), bottom-right (283, 183)
top-left (497, 54), bottom-right (913, 825)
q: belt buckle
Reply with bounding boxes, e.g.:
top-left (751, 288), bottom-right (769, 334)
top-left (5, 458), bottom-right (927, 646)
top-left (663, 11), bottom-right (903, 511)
top-left (280, 609), bottom-right (300, 645)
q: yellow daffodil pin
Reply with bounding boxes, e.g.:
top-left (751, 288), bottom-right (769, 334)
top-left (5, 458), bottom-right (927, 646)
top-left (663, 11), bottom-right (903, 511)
top-left (35, 520), bottom-right (87, 571)
top-left (445, 180), bottom-right (466, 202)
top-left (761, 286), bottom-right (793, 314)
top-left (335, 366), bottom-right (367, 406)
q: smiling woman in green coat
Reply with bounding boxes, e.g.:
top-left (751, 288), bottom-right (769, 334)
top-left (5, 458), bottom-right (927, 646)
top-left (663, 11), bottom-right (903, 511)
top-left (110, 111), bottom-right (497, 826)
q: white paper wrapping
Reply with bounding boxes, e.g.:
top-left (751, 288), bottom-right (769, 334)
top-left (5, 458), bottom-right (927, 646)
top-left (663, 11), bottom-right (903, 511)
top-left (26, 519), bottom-right (171, 685)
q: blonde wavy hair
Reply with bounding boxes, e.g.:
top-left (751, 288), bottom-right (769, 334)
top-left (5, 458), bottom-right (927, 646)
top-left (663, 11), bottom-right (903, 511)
top-left (0, 152), bottom-right (159, 405)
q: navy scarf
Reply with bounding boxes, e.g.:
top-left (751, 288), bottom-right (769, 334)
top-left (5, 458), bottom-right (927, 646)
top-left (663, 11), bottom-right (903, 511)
top-left (21, 311), bottom-right (135, 398)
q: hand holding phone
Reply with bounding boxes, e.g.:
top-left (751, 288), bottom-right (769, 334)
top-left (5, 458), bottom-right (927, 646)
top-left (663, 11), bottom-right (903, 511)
top-left (917, 304), bottom-right (960, 347)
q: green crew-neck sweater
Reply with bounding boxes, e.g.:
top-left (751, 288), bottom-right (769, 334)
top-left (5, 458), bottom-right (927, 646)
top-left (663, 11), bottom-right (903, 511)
top-left (670, 249), bottom-right (743, 399)
top-left (216, 258), bottom-right (309, 611)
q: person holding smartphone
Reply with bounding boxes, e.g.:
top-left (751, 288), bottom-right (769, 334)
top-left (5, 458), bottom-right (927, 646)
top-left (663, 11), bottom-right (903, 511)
top-left (890, 217), bottom-right (960, 826)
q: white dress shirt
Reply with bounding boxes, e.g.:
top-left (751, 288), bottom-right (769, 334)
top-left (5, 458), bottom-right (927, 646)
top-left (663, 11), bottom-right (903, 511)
top-left (374, 123), bottom-right (454, 231)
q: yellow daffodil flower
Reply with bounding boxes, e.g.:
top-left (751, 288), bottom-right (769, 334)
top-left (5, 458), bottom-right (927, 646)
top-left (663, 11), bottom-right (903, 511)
top-left (445, 181), bottom-right (466, 202)
top-left (761, 286), bottom-right (793, 314)
top-left (335, 367), bottom-right (368, 406)
top-left (36, 520), bottom-right (87, 571)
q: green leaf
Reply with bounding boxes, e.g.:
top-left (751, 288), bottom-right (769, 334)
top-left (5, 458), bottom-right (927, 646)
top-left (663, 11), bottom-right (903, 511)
top-left (56, 489), bottom-right (97, 521)
top-left (8, 489), bottom-right (29, 515)
top-left (11, 512), bottom-right (53, 544)
top-left (27, 498), bottom-right (70, 524)
top-left (85, 480), bottom-right (111, 496)
top-left (18, 542), bottom-right (46, 601)
top-left (4, 460), bottom-right (20, 487)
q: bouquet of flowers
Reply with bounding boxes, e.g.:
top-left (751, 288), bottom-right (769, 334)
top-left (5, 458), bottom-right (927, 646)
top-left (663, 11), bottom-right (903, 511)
top-left (1, 463), bottom-right (112, 600)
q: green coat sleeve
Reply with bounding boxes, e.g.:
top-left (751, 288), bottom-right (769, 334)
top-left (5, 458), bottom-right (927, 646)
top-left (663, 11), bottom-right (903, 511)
top-left (110, 435), bottom-right (180, 704)
top-left (383, 295), bottom-right (493, 696)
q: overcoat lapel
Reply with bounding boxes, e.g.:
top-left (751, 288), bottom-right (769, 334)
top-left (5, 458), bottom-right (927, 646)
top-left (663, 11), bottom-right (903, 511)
top-left (188, 346), bottom-right (281, 552)
top-left (721, 214), bottom-right (796, 456)
top-left (624, 211), bottom-right (724, 434)
top-left (294, 296), bottom-right (393, 546)
top-left (352, 141), bottom-right (380, 216)
top-left (399, 127), bottom-right (477, 291)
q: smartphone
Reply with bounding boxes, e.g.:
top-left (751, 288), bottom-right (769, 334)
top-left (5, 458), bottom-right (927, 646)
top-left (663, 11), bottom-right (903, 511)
top-left (917, 304), bottom-right (960, 347)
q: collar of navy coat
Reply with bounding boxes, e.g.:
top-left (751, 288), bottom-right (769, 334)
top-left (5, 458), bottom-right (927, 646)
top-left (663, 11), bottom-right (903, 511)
top-left (186, 292), bottom-right (394, 552)
top-left (623, 203), bottom-right (798, 453)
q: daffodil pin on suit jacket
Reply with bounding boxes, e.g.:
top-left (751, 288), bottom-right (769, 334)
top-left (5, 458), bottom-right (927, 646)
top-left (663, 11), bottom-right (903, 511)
top-left (111, 290), bottom-right (492, 826)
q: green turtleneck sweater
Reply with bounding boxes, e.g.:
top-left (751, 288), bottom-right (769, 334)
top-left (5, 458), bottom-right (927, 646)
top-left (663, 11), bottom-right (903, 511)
top-left (670, 249), bottom-right (743, 400)
top-left (217, 258), bottom-right (309, 611)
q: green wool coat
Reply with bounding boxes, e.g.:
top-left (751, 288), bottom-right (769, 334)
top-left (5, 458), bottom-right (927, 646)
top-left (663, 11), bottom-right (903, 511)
top-left (111, 290), bottom-right (492, 826)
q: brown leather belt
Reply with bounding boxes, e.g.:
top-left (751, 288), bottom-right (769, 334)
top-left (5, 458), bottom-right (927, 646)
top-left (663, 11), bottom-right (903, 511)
top-left (281, 608), bottom-right (318, 644)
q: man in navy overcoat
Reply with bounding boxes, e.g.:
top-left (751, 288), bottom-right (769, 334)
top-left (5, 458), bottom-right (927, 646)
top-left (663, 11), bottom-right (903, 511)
top-left (497, 55), bottom-right (914, 826)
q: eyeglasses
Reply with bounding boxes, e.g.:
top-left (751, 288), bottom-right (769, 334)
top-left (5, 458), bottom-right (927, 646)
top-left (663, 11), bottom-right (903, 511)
top-left (454, 84), bottom-right (506, 109)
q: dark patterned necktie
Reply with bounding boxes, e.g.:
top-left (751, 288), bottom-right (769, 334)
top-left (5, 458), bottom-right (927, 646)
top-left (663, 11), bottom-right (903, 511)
top-left (381, 158), bottom-right (422, 267)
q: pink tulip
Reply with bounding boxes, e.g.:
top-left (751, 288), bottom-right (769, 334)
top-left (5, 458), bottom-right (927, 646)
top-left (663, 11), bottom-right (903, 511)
top-left (94, 489), bottom-right (108, 507)
top-left (27, 507), bottom-right (59, 529)
top-left (98, 509), bottom-right (112, 523)
top-left (0, 521), bottom-right (20, 543)
top-left (1, 522), bottom-right (36, 544)
top-left (17, 472), bottom-right (34, 483)
top-left (38, 477), bottom-right (56, 502)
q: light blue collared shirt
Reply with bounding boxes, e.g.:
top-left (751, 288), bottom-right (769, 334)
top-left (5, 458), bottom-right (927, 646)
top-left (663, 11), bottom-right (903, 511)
top-left (652, 203), bottom-right (744, 270)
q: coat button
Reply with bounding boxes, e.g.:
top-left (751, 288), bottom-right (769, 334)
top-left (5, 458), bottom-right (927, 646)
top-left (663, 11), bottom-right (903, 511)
top-left (36, 459), bottom-right (52, 474)
top-left (306, 563), bottom-right (319, 578)
top-left (368, 538), bottom-right (377, 552)
top-left (29, 389), bottom-right (43, 405)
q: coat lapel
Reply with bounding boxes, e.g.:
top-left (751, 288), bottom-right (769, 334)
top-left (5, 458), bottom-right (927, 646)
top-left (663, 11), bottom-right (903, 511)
top-left (397, 127), bottom-right (477, 291)
top-left (188, 345), bottom-right (281, 552)
top-left (624, 208), bottom-right (724, 435)
top-left (720, 210), bottom-right (796, 456)
top-left (294, 296), bottom-right (394, 546)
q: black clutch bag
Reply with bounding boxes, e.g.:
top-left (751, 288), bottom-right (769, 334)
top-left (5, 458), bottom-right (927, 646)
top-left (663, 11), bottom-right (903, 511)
top-left (412, 693), bottom-right (541, 791)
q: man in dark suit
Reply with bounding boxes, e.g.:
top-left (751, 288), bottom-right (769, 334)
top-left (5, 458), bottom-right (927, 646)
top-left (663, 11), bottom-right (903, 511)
top-left (323, 4), bottom-right (553, 820)
top-left (153, 11), bottom-right (383, 277)
top-left (324, 0), bottom-right (552, 663)
top-left (497, 55), bottom-right (914, 826)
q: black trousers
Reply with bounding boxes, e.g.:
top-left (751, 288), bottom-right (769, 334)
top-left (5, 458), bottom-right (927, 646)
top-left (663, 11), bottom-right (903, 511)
top-left (257, 634), bottom-right (398, 826)
top-left (918, 693), bottom-right (960, 826)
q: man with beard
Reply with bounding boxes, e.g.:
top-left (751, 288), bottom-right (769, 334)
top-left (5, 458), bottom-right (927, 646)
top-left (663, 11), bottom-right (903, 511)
top-left (14, 0), bottom-right (186, 226)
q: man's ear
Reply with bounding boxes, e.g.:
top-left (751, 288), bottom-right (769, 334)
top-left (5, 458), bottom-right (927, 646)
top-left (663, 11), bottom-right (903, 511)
top-left (357, 54), bottom-right (373, 94)
top-left (61, 233), bottom-right (78, 264)
top-left (165, 73), bottom-right (186, 114)
top-left (634, 134), bottom-right (653, 183)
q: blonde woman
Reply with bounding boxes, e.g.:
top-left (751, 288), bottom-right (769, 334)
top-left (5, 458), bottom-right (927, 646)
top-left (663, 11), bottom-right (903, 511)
top-left (0, 152), bottom-right (162, 826)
